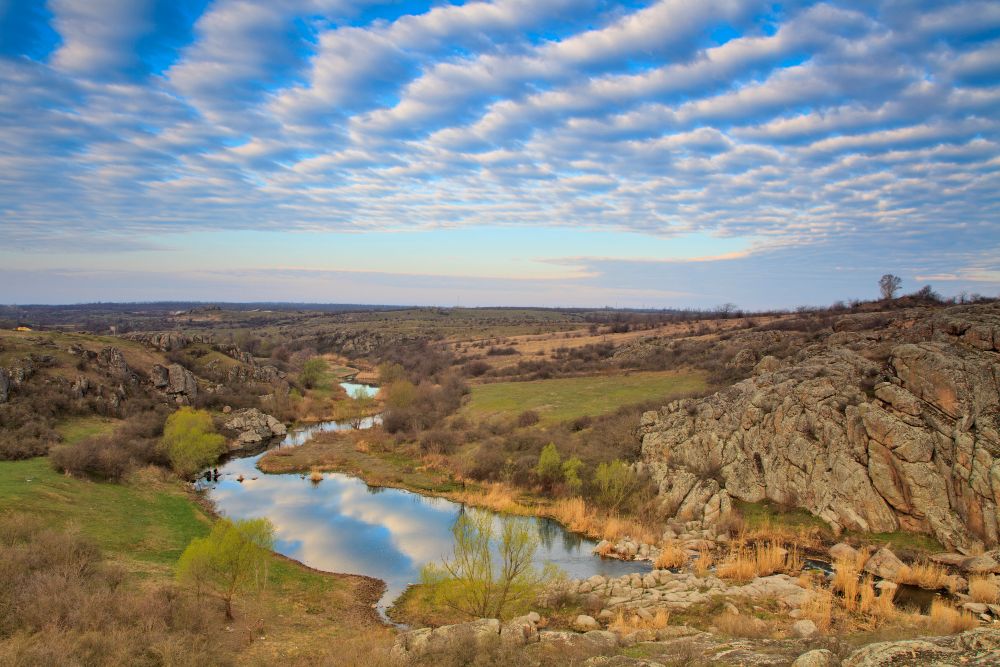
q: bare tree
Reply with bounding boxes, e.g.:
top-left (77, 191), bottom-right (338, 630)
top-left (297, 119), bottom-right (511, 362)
top-left (879, 274), bottom-right (902, 300)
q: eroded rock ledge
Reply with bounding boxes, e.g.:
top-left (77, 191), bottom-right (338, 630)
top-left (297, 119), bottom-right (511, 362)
top-left (639, 304), bottom-right (1000, 552)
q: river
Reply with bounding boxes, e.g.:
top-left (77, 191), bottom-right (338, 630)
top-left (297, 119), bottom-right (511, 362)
top-left (200, 382), bottom-right (649, 615)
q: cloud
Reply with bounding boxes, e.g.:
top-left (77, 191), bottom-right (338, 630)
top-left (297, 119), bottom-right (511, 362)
top-left (1, 0), bottom-right (999, 305)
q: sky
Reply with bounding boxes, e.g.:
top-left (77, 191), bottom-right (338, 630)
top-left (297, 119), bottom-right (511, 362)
top-left (1, 0), bottom-right (998, 309)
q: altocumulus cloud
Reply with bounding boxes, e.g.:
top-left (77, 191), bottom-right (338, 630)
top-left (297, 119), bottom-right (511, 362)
top-left (0, 0), bottom-right (998, 306)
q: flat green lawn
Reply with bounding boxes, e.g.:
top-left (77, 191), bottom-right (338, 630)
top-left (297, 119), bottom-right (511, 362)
top-left (464, 371), bottom-right (706, 423)
top-left (0, 458), bottom-right (210, 571)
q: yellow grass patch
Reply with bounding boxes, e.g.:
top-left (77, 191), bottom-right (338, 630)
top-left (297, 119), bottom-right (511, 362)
top-left (895, 561), bottom-right (949, 590)
top-left (608, 608), bottom-right (670, 633)
top-left (927, 599), bottom-right (979, 634)
top-left (654, 542), bottom-right (688, 569)
top-left (717, 542), bottom-right (800, 582)
top-left (968, 576), bottom-right (999, 604)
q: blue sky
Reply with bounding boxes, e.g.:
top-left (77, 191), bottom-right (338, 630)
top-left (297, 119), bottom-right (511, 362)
top-left (1, 0), bottom-right (998, 308)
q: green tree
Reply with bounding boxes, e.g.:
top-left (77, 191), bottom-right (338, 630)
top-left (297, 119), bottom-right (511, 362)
top-left (299, 358), bottom-right (326, 389)
top-left (162, 407), bottom-right (225, 478)
top-left (536, 443), bottom-right (562, 492)
top-left (562, 456), bottom-right (584, 495)
top-left (422, 512), bottom-right (551, 620)
top-left (177, 517), bottom-right (274, 620)
top-left (594, 459), bottom-right (639, 512)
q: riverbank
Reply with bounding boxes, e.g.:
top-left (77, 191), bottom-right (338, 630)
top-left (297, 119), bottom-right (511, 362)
top-left (257, 427), bottom-right (662, 548)
top-left (0, 457), bottom-right (394, 664)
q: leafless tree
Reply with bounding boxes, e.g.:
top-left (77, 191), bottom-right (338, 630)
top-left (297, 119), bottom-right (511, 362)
top-left (879, 274), bottom-right (902, 300)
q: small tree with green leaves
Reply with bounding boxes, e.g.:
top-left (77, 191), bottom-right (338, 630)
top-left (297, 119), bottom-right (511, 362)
top-left (562, 456), bottom-right (584, 495)
top-left (299, 358), bottom-right (326, 389)
top-left (536, 443), bottom-right (562, 492)
top-left (162, 407), bottom-right (226, 478)
top-left (422, 512), bottom-right (552, 620)
top-left (594, 459), bottom-right (640, 512)
top-left (177, 517), bottom-right (274, 620)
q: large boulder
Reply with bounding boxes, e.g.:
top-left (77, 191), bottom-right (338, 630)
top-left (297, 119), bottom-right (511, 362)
top-left (224, 408), bottom-right (286, 447)
top-left (640, 304), bottom-right (1000, 551)
top-left (864, 548), bottom-right (905, 580)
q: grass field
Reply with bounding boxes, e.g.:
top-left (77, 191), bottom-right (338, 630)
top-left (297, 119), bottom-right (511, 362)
top-left (0, 458), bottom-right (210, 572)
top-left (463, 370), bottom-right (706, 423)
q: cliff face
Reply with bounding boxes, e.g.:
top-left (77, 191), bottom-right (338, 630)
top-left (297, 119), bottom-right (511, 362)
top-left (640, 303), bottom-right (1000, 553)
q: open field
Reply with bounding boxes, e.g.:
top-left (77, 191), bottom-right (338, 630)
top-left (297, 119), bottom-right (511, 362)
top-left (462, 370), bottom-right (707, 423)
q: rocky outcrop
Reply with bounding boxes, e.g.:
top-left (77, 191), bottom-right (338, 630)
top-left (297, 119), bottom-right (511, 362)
top-left (223, 408), bottom-right (286, 447)
top-left (640, 304), bottom-right (1000, 552)
top-left (121, 332), bottom-right (210, 351)
top-left (841, 628), bottom-right (1000, 666)
top-left (151, 363), bottom-right (198, 402)
top-left (0, 368), bottom-right (8, 403)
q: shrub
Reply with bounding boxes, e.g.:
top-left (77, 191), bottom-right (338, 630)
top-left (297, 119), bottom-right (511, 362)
top-left (162, 407), bottom-right (226, 478)
top-left (516, 410), bottom-right (540, 427)
top-left (593, 459), bottom-right (639, 512)
top-left (562, 456), bottom-right (584, 495)
top-left (298, 358), bottom-right (326, 389)
top-left (536, 443), bottom-right (562, 492)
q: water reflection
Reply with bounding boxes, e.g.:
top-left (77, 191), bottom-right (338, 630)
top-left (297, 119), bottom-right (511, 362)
top-left (202, 381), bottom-right (649, 614)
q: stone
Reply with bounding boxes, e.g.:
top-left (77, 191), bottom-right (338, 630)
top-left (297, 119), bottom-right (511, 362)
top-left (574, 614), bottom-right (600, 632)
top-left (963, 602), bottom-right (989, 615)
top-left (829, 542), bottom-right (858, 562)
top-left (792, 649), bottom-right (835, 667)
top-left (864, 548), bottom-right (905, 580)
top-left (583, 630), bottom-right (619, 650)
top-left (225, 408), bottom-right (286, 448)
top-left (0, 368), bottom-right (9, 403)
top-left (791, 619), bottom-right (818, 639)
top-left (962, 550), bottom-right (1000, 574)
top-left (931, 552), bottom-right (969, 567)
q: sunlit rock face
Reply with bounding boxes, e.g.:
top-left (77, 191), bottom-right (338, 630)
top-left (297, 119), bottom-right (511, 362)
top-left (640, 303), bottom-right (1000, 553)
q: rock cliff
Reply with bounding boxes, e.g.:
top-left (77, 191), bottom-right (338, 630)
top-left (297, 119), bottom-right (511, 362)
top-left (640, 304), bottom-right (1000, 553)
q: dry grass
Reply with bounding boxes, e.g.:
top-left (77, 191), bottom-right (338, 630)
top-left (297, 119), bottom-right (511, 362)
top-left (309, 468), bottom-right (324, 483)
top-left (895, 561), bottom-right (949, 590)
top-left (857, 577), bottom-right (896, 621)
top-left (968, 576), bottom-right (999, 604)
top-left (717, 542), bottom-right (800, 582)
top-left (712, 611), bottom-right (773, 638)
top-left (693, 548), bottom-right (713, 577)
top-left (927, 599), bottom-right (979, 634)
top-left (547, 497), bottom-right (659, 545)
top-left (608, 608), bottom-right (670, 633)
top-left (801, 582), bottom-right (834, 632)
top-left (654, 542), bottom-right (688, 569)
top-left (740, 520), bottom-right (824, 551)
top-left (595, 542), bottom-right (616, 558)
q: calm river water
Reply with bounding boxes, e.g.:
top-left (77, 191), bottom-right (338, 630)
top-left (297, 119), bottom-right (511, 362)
top-left (201, 382), bottom-right (649, 614)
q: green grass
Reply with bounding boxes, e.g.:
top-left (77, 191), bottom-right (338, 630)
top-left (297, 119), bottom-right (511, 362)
top-left (735, 499), bottom-right (833, 536)
top-left (851, 530), bottom-right (944, 555)
top-left (464, 371), bottom-right (706, 423)
top-left (0, 458), bottom-right (210, 570)
top-left (55, 416), bottom-right (120, 445)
